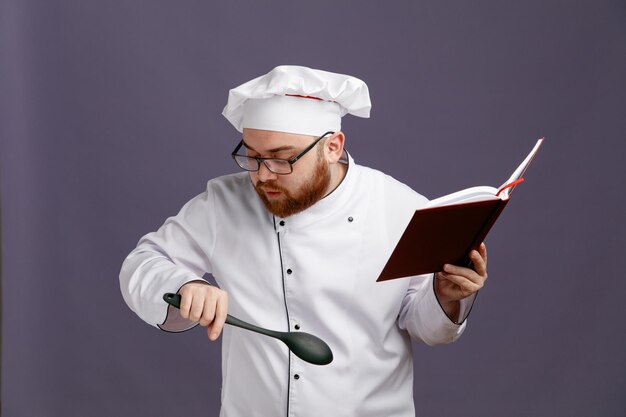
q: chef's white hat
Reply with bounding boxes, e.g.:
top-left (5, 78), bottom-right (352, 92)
top-left (222, 65), bottom-right (371, 136)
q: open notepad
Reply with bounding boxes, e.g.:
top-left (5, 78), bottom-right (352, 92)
top-left (377, 138), bottom-right (544, 282)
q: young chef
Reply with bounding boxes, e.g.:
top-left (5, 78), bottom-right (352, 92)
top-left (120, 65), bottom-right (488, 416)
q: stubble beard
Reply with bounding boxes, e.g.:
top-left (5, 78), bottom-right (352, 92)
top-left (254, 157), bottom-right (331, 218)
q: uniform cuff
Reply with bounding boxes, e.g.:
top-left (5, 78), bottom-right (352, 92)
top-left (157, 279), bottom-right (210, 332)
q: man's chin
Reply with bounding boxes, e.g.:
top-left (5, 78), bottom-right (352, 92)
top-left (254, 157), bottom-right (331, 218)
top-left (256, 191), bottom-right (311, 218)
top-left (261, 199), bottom-right (303, 218)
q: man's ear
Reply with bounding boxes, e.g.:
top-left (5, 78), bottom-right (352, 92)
top-left (324, 131), bottom-right (345, 163)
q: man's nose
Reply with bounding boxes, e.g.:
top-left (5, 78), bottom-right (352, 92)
top-left (257, 162), bottom-right (278, 182)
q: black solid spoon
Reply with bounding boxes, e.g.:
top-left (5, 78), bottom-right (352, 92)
top-left (163, 293), bottom-right (333, 366)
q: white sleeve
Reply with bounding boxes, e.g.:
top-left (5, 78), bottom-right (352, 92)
top-left (119, 186), bottom-right (217, 331)
top-left (397, 273), bottom-right (467, 346)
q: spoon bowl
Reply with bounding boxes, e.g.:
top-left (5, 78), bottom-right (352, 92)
top-left (281, 331), bottom-right (334, 365)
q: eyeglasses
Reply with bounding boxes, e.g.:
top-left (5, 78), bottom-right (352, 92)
top-left (231, 131), bottom-right (334, 175)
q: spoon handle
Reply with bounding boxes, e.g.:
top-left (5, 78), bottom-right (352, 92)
top-left (162, 293), bottom-right (281, 339)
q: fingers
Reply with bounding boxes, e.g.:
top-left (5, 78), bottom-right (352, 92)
top-left (198, 295), bottom-right (216, 327)
top-left (468, 248), bottom-right (488, 278)
top-left (190, 293), bottom-right (208, 323)
top-left (179, 291), bottom-right (193, 320)
top-left (438, 270), bottom-right (483, 295)
top-left (479, 242), bottom-right (488, 266)
top-left (437, 245), bottom-right (489, 301)
top-left (443, 257), bottom-right (486, 285)
top-left (208, 293), bottom-right (228, 341)
top-left (177, 282), bottom-right (228, 341)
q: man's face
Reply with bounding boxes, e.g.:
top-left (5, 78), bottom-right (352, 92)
top-left (242, 128), bottom-right (331, 218)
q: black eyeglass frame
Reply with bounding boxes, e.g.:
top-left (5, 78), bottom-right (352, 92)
top-left (230, 131), bottom-right (335, 175)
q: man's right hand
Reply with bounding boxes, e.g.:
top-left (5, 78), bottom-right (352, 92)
top-left (178, 281), bottom-right (228, 341)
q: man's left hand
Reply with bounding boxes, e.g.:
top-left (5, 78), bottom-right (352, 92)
top-left (434, 243), bottom-right (488, 320)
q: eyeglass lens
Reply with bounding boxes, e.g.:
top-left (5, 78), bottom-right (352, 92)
top-left (234, 156), bottom-right (292, 174)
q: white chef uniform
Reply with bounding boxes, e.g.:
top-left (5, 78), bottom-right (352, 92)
top-left (120, 66), bottom-right (471, 417)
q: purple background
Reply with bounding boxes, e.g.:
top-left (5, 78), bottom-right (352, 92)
top-left (1, 1), bottom-right (625, 416)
